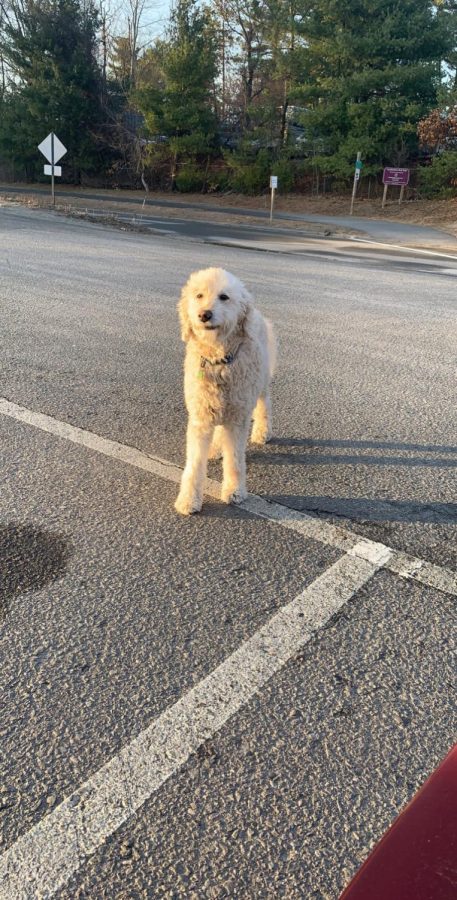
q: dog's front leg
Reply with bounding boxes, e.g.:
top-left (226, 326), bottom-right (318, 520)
top-left (175, 420), bottom-right (213, 515)
top-left (221, 421), bottom-right (250, 505)
top-left (251, 392), bottom-right (272, 444)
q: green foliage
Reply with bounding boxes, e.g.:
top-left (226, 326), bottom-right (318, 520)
top-left (223, 147), bottom-right (297, 193)
top-left (270, 158), bottom-right (295, 193)
top-left (296, 0), bottom-right (455, 177)
top-left (418, 151), bottom-right (457, 197)
top-left (1, 0), bottom-right (456, 192)
top-left (175, 165), bottom-right (206, 192)
top-left (206, 170), bottom-right (231, 192)
top-left (225, 148), bottom-right (272, 194)
top-left (0, 0), bottom-right (105, 180)
top-left (135, 0), bottom-right (218, 186)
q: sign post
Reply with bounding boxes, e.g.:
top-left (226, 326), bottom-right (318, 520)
top-left (382, 167), bottom-right (410, 208)
top-left (38, 132), bottom-right (67, 206)
top-left (350, 153), bottom-right (362, 216)
top-left (270, 175), bottom-right (278, 224)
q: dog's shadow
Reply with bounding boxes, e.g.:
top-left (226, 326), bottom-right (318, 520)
top-left (249, 436), bottom-right (457, 471)
top-left (210, 436), bottom-right (457, 526)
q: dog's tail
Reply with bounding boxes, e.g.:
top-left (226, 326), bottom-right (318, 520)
top-left (265, 318), bottom-right (277, 378)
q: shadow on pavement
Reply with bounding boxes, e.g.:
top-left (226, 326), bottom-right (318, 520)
top-left (248, 436), bottom-right (457, 470)
top-left (0, 522), bottom-right (71, 621)
top-left (248, 437), bottom-right (457, 525)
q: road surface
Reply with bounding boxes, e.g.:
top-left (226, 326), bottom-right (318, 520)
top-left (1, 183), bottom-right (455, 249)
top-left (0, 204), bottom-right (456, 898)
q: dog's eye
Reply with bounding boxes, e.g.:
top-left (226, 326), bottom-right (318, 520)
top-left (219, 293), bottom-right (229, 301)
top-left (196, 293), bottom-right (204, 299)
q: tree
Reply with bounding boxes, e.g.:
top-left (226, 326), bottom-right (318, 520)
top-left (418, 106), bottom-right (457, 152)
top-left (109, 35), bottom-right (133, 88)
top-left (0, 0), bottom-right (105, 180)
top-left (213, 0), bottom-right (275, 133)
top-left (135, 0), bottom-right (218, 189)
top-left (295, 0), bottom-right (455, 179)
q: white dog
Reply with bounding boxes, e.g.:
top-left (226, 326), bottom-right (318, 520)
top-left (175, 267), bottom-right (276, 515)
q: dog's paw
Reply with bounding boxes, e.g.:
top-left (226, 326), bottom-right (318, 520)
top-left (174, 493), bottom-right (203, 516)
top-left (221, 487), bottom-right (248, 505)
top-left (250, 428), bottom-right (272, 445)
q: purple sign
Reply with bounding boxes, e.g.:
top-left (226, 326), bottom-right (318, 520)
top-left (383, 167), bottom-right (410, 186)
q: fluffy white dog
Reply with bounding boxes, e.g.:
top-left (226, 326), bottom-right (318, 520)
top-left (175, 267), bottom-right (276, 515)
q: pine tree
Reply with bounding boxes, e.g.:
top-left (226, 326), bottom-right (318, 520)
top-left (0, 0), bottom-right (104, 180)
top-left (296, 0), bottom-right (455, 178)
top-left (134, 0), bottom-right (218, 189)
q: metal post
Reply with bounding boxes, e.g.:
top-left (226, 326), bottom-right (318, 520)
top-left (51, 132), bottom-right (55, 207)
top-left (350, 151), bottom-right (361, 216)
top-left (270, 187), bottom-right (275, 224)
top-left (382, 183), bottom-right (388, 208)
top-left (399, 185), bottom-right (405, 205)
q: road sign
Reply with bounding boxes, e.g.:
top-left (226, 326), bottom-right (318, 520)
top-left (38, 132), bottom-right (67, 165)
top-left (270, 175), bottom-right (278, 189)
top-left (382, 167), bottom-right (410, 208)
top-left (382, 167), bottom-right (410, 186)
top-left (355, 160), bottom-right (363, 170)
top-left (44, 165), bottom-right (62, 177)
top-left (38, 132), bottom-right (67, 206)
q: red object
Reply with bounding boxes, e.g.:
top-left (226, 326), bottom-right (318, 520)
top-left (340, 743), bottom-right (457, 900)
top-left (382, 167), bottom-right (410, 185)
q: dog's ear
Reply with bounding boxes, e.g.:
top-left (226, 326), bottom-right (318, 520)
top-left (238, 284), bottom-right (254, 337)
top-left (178, 284), bottom-right (192, 342)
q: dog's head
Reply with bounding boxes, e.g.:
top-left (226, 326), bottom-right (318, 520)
top-left (178, 268), bottom-right (252, 345)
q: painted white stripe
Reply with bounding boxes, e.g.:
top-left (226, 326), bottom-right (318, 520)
top-left (0, 552), bottom-right (382, 899)
top-left (1, 397), bottom-right (456, 599)
top-left (0, 395), bottom-right (217, 492)
top-left (388, 553), bottom-right (457, 596)
top-left (349, 235), bottom-right (457, 262)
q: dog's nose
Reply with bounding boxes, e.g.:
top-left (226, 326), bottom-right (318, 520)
top-left (199, 310), bottom-right (213, 323)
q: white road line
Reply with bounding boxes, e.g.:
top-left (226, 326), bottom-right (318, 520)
top-left (1, 397), bottom-right (456, 599)
top-left (0, 551), bottom-right (383, 899)
top-left (349, 235), bottom-right (457, 262)
top-left (244, 495), bottom-right (457, 597)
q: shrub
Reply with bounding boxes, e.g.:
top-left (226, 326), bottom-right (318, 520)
top-left (417, 151), bottom-right (457, 198)
top-left (225, 148), bottom-right (272, 194)
top-left (175, 166), bottom-right (206, 192)
top-left (272, 159), bottom-right (294, 193)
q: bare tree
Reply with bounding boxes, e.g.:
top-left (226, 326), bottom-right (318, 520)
top-left (127, 0), bottom-right (146, 83)
top-left (119, 0), bottom-right (164, 87)
top-left (213, 0), bottom-right (271, 129)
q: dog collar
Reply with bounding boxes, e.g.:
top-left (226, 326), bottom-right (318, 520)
top-left (200, 352), bottom-right (233, 368)
top-left (198, 342), bottom-right (242, 372)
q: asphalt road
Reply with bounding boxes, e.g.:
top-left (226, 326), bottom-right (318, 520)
top-left (0, 203), bottom-right (456, 899)
top-left (1, 183), bottom-right (455, 248)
